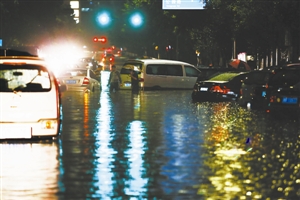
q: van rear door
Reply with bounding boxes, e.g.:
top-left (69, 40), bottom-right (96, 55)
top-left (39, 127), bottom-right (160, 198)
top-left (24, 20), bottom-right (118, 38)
top-left (183, 65), bottom-right (201, 89)
top-left (0, 65), bottom-right (57, 122)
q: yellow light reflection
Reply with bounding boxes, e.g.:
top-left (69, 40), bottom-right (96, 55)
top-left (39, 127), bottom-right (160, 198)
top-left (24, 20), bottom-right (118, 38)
top-left (198, 102), bottom-right (260, 199)
top-left (83, 92), bottom-right (89, 137)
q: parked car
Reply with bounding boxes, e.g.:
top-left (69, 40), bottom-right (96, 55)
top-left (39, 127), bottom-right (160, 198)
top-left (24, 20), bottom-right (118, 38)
top-left (265, 84), bottom-right (300, 117)
top-left (238, 69), bottom-right (272, 109)
top-left (239, 67), bottom-right (300, 109)
top-left (120, 64), bottom-right (142, 90)
top-left (192, 71), bottom-right (249, 102)
top-left (57, 68), bottom-right (101, 92)
top-left (0, 54), bottom-right (65, 140)
top-left (120, 59), bottom-right (201, 90)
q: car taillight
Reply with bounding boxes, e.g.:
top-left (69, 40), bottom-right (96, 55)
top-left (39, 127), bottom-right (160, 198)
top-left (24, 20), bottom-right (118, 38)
top-left (83, 77), bottom-right (89, 85)
top-left (210, 85), bottom-right (230, 94)
top-left (109, 57), bottom-right (113, 61)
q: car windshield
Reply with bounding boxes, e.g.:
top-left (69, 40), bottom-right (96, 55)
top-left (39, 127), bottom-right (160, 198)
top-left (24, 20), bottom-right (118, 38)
top-left (0, 64), bottom-right (51, 92)
top-left (268, 70), bottom-right (300, 87)
top-left (208, 72), bottom-right (241, 81)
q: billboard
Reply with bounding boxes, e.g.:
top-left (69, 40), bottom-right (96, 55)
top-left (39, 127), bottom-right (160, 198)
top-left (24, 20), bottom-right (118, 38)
top-left (163, 0), bottom-right (206, 10)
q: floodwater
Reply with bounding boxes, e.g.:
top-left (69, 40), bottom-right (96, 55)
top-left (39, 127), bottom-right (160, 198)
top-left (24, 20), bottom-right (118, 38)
top-left (1, 71), bottom-right (300, 199)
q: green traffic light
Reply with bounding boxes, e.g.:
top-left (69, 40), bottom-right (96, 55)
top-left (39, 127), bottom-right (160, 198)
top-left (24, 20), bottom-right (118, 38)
top-left (129, 12), bottom-right (144, 28)
top-left (96, 10), bottom-right (112, 28)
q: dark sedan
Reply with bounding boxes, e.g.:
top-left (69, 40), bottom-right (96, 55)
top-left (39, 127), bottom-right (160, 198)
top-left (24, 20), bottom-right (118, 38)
top-left (192, 71), bottom-right (249, 102)
top-left (239, 67), bottom-right (300, 110)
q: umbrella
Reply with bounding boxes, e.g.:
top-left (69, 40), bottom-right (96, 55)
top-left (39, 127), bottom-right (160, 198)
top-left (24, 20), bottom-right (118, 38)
top-left (229, 59), bottom-right (251, 71)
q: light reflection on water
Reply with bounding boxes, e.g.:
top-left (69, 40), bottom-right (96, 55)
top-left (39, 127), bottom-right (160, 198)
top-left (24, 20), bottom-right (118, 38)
top-left (0, 142), bottom-right (60, 200)
top-left (1, 90), bottom-right (300, 199)
top-left (196, 101), bottom-right (300, 199)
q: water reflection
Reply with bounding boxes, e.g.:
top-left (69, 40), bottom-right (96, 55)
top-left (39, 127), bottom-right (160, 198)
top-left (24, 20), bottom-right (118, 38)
top-left (124, 120), bottom-right (148, 197)
top-left (196, 102), bottom-right (300, 199)
top-left (4, 89), bottom-right (299, 199)
top-left (0, 142), bottom-right (60, 200)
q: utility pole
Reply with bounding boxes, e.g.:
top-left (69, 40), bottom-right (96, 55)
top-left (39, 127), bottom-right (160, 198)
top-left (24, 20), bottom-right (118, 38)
top-left (233, 39), bottom-right (236, 59)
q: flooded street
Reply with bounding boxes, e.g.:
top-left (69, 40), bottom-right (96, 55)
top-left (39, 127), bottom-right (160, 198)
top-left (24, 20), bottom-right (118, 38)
top-left (1, 71), bottom-right (300, 199)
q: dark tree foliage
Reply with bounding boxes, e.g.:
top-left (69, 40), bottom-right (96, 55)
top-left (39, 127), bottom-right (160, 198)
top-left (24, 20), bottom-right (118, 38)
top-left (1, 0), bottom-right (299, 64)
top-left (0, 0), bottom-right (78, 48)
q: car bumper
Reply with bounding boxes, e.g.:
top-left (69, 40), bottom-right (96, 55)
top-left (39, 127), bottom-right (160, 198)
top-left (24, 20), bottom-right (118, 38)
top-left (0, 121), bottom-right (60, 139)
top-left (66, 86), bottom-right (90, 92)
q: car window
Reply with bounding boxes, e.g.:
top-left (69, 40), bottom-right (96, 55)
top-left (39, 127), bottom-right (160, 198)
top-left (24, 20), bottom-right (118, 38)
top-left (146, 64), bottom-right (183, 76)
top-left (185, 65), bottom-right (200, 77)
top-left (209, 72), bottom-right (241, 81)
top-left (0, 64), bottom-right (51, 92)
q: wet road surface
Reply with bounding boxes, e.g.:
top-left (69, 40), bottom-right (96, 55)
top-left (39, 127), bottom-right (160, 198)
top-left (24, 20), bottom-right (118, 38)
top-left (1, 71), bottom-right (300, 199)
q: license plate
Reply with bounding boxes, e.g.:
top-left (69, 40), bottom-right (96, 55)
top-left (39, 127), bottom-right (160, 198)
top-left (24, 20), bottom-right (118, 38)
top-left (124, 83), bottom-right (131, 87)
top-left (282, 97), bottom-right (298, 104)
top-left (200, 87), bottom-right (208, 91)
top-left (66, 80), bottom-right (76, 84)
top-left (0, 125), bottom-right (32, 139)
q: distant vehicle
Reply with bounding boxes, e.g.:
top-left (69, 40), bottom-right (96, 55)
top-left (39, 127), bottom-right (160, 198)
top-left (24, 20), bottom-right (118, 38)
top-left (239, 67), bottom-right (300, 109)
top-left (57, 68), bottom-right (101, 92)
top-left (238, 69), bottom-right (272, 109)
top-left (0, 55), bottom-right (65, 140)
top-left (192, 71), bottom-right (249, 102)
top-left (98, 53), bottom-right (115, 71)
top-left (120, 59), bottom-right (201, 90)
top-left (77, 57), bottom-right (98, 70)
top-left (0, 48), bottom-right (36, 56)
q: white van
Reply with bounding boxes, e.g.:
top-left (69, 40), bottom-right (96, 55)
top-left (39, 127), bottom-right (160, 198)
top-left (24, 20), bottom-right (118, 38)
top-left (120, 59), bottom-right (201, 90)
top-left (0, 56), bottom-right (64, 140)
